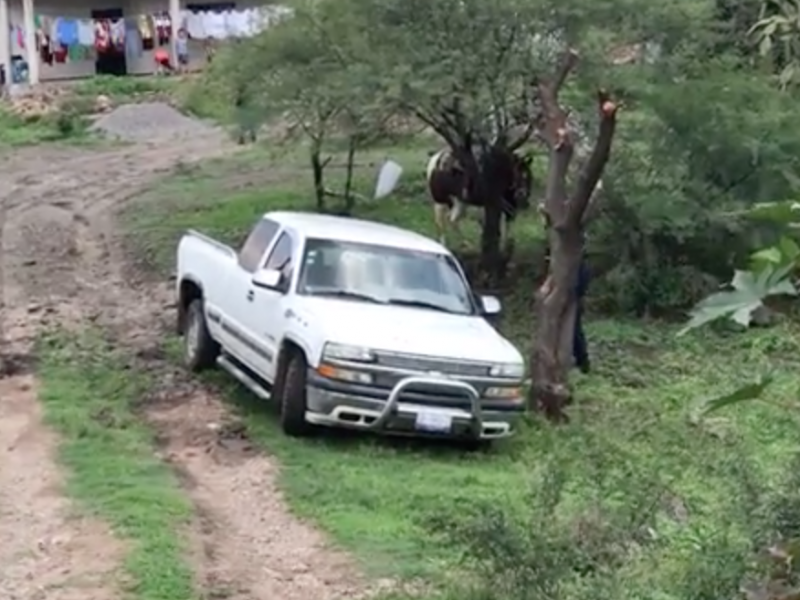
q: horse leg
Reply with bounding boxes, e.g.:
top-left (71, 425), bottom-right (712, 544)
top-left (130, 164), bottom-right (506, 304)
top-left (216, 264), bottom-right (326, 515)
top-left (501, 214), bottom-right (515, 257)
top-left (449, 199), bottom-right (467, 245)
top-left (433, 203), bottom-right (448, 245)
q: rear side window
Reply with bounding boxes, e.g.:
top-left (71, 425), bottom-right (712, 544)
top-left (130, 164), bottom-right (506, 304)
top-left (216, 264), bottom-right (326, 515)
top-left (238, 219), bottom-right (279, 272)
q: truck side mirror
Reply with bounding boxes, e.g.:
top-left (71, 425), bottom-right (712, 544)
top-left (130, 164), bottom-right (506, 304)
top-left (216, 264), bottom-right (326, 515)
top-left (252, 268), bottom-right (282, 290)
top-left (480, 295), bottom-right (502, 316)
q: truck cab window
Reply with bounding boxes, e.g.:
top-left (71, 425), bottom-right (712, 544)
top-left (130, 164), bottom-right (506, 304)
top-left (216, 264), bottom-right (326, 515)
top-left (239, 219), bottom-right (279, 273)
top-left (263, 231), bottom-right (294, 289)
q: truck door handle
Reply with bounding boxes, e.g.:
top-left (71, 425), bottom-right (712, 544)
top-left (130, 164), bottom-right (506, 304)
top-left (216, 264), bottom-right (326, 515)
top-left (246, 290), bottom-right (254, 301)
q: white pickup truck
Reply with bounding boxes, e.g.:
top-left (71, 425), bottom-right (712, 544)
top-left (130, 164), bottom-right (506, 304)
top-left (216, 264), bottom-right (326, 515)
top-left (175, 211), bottom-right (526, 443)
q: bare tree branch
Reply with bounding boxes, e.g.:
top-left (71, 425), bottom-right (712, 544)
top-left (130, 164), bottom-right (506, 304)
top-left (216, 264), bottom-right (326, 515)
top-left (536, 49), bottom-right (579, 148)
top-left (535, 49), bottom-right (580, 226)
top-left (554, 49), bottom-right (579, 96)
top-left (569, 90), bottom-right (619, 224)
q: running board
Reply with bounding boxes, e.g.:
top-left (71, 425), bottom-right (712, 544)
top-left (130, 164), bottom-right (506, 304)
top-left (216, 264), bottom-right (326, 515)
top-left (217, 355), bottom-right (272, 401)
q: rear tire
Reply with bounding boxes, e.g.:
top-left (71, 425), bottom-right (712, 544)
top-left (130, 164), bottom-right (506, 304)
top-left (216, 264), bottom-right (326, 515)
top-left (184, 299), bottom-right (219, 372)
top-left (278, 351), bottom-right (313, 437)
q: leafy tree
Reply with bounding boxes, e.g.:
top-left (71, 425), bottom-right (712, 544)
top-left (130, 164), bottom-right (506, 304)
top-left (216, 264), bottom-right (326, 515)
top-left (208, 1), bottom-right (387, 212)
top-left (749, 0), bottom-right (800, 88)
top-left (326, 0), bottom-right (565, 276)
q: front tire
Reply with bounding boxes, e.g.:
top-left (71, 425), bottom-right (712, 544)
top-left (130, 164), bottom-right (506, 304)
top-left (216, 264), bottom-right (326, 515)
top-left (184, 299), bottom-right (219, 372)
top-left (277, 351), bottom-right (313, 437)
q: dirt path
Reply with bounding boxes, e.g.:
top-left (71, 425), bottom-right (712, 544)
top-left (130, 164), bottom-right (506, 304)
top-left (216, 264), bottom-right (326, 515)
top-left (0, 128), bottom-right (368, 599)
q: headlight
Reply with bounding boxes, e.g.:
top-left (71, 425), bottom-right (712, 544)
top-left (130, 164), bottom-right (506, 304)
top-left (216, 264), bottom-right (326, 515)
top-left (322, 342), bottom-right (376, 362)
top-left (489, 363), bottom-right (525, 378)
top-left (485, 386), bottom-right (522, 400)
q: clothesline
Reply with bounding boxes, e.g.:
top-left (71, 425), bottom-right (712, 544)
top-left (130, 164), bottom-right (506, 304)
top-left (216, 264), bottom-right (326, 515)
top-left (6, 5), bottom-right (291, 67)
top-left (180, 7), bottom-right (275, 40)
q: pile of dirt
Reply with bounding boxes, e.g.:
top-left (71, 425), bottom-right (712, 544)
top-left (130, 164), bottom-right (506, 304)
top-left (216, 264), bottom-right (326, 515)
top-left (90, 102), bottom-right (215, 141)
top-left (4, 88), bottom-right (65, 119)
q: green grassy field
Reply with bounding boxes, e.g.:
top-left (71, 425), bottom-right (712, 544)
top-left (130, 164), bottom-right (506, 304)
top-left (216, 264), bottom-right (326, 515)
top-left (122, 143), bottom-right (800, 597)
top-left (36, 330), bottom-right (195, 600)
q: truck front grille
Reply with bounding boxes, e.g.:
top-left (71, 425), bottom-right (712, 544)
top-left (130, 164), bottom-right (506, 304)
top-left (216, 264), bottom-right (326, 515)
top-left (373, 350), bottom-right (492, 378)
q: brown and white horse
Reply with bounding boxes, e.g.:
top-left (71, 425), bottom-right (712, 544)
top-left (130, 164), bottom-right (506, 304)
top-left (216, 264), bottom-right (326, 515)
top-left (425, 147), bottom-right (533, 247)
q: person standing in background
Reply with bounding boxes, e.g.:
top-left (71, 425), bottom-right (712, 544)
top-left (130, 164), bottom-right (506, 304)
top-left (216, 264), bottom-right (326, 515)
top-left (175, 27), bottom-right (189, 73)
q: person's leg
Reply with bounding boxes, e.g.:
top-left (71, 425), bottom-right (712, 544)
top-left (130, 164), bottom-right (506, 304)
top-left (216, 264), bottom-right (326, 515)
top-left (573, 301), bottom-right (590, 373)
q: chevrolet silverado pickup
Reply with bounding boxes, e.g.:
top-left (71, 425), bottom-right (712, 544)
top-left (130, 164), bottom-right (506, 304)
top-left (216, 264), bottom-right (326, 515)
top-left (175, 211), bottom-right (526, 443)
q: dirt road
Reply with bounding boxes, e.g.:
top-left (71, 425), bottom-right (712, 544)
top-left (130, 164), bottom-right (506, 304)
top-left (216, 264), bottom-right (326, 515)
top-left (0, 127), bottom-right (366, 599)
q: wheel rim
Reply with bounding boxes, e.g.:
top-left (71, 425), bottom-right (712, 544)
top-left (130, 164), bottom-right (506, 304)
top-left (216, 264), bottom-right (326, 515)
top-left (186, 313), bottom-right (200, 361)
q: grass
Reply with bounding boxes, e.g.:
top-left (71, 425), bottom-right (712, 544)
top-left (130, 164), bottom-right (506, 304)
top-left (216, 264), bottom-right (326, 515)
top-left (36, 330), bottom-right (195, 600)
top-left (123, 142), bottom-right (800, 597)
top-left (71, 74), bottom-right (177, 99)
top-left (0, 108), bottom-right (95, 147)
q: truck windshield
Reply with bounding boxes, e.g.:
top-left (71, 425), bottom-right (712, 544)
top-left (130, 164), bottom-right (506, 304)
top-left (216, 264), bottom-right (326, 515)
top-left (297, 238), bottom-right (476, 315)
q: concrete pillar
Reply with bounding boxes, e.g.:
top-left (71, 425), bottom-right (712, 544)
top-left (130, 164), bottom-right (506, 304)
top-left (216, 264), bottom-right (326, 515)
top-left (169, 0), bottom-right (180, 65)
top-left (21, 0), bottom-right (38, 84)
top-left (0, 0), bottom-right (10, 86)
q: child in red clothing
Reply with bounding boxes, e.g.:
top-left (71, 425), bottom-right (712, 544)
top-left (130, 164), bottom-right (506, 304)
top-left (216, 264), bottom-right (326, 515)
top-left (153, 48), bottom-right (174, 74)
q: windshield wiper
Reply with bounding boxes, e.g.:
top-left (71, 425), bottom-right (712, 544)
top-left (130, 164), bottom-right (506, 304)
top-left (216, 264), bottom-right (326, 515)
top-left (386, 298), bottom-right (456, 313)
top-left (309, 290), bottom-right (384, 304)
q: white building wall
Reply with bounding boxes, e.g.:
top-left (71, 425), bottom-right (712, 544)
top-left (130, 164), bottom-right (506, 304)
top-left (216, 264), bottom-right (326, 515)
top-left (5, 0), bottom-right (267, 81)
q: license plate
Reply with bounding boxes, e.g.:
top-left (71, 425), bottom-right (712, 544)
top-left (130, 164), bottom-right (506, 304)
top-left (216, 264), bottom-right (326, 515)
top-left (414, 410), bottom-right (452, 433)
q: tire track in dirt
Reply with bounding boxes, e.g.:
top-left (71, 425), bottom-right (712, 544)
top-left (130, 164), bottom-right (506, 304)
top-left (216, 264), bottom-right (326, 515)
top-left (0, 372), bottom-right (123, 600)
top-left (1, 127), bottom-right (373, 600)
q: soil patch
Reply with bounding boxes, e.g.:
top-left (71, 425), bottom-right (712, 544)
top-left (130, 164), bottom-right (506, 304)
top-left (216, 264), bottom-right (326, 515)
top-left (0, 117), bottom-right (370, 599)
top-left (0, 375), bottom-right (123, 600)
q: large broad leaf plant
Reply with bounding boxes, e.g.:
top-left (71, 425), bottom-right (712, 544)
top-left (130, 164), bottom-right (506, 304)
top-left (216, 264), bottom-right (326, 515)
top-left (682, 200), bottom-right (800, 598)
top-left (680, 200), bottom-right (800, 413)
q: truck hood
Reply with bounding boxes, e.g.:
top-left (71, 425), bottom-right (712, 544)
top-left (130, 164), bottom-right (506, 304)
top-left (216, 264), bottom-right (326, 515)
top-left (294, 297), bottom-right (522, 364)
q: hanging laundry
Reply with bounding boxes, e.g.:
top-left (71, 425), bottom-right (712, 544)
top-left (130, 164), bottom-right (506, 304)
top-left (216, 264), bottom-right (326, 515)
top-left (124, 18), bottom-right (142, 58)
top-left (110, 19), bottom-right (125, 49)
top-left (77, 19), bottom-right (94, 46)
top-left (48, 18), bottom-right (57, 44)
top-left (153, 13), bottom-right (171, 45)
top-left (15, 25), bottom-right (25, 51)
top-left (224, 9), bottom-right (244, 37)
top-left (203, 11), bottom-right (227, 40)
top-left (136, 14), bottom-right (153, 42)
top-left (67, 44), bottom-right (89, 61)
top-left (94, 20), bottom-right (111, 51)
top-left (184, 11), bottom-right (206, 39)
top-left (56, 18), bottom-right (79, 46)
top-left (52, 44), bottom-right (68, 63)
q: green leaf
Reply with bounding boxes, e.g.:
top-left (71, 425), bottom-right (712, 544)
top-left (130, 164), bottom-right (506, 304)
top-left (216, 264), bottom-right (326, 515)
top-left (779, 236), bottom-right (800, 261)
top-left (678, 265), bottom-right (797, 335)
top-left (702, 372), bottom-right (775, 415)
top-left (678, 289), bottom-right (762, 335)
top-left (747, 200), bottom-right (800, 224)
top-left (751, 246), bottom-right (783, 266)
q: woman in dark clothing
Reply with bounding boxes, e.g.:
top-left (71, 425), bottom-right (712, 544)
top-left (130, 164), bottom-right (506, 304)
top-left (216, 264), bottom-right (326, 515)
top-left (573, 258), bottom-right (591, 373)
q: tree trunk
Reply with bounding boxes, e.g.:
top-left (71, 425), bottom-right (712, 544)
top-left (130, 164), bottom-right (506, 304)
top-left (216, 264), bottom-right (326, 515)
top-left (342, 136), bottom-right (357, 215)
top-left (526, 51), bottom-right (619, 422)
top-left (530, 229), bottom-right (582, 420)
top-left (310, 140), bottom-right (326, 211)
top-left (480, 199), bottom-right (503, 285)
